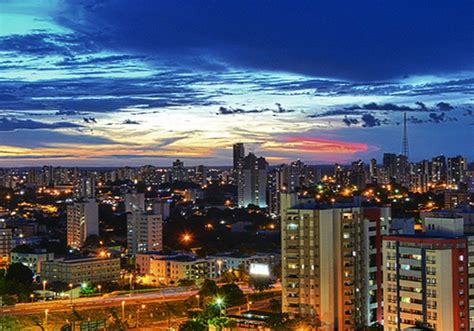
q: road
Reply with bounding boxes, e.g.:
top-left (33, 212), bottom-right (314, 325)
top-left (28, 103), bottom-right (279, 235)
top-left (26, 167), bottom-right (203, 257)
top-left (0, 284), bottom-right (281, 316)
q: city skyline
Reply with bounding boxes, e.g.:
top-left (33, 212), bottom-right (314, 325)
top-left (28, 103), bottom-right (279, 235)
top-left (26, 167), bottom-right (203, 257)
top-left (0, 0), bottom-right (473, 167)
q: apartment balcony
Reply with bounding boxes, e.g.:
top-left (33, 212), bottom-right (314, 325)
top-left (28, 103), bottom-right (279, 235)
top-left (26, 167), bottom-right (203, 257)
top-left (399, 290), bottom-right (422, 300)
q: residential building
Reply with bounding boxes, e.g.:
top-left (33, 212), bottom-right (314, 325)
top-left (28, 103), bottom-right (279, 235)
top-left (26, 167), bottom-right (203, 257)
top-left (67, 198), bottom-right (99, 249)
top-left (0, 221), bottom-right (13, 269)
top-left (10, 250), bottom-right (54, 275)
top-left (42, 256), bottom-right (121, 284)
top-left (237, 153), bottom-right (268, 208)
top-left (280, 193), bottom-right (390, 329)
top-left (127, 212), bottom-right (163, 255)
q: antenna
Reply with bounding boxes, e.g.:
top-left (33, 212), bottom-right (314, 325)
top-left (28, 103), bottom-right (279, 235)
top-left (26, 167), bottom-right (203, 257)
top-left (402, 112), bottom-right (409, 158)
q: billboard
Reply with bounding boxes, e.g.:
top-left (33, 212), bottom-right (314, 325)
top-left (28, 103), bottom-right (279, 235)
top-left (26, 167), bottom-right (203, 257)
top-left (249, 263), bottom-right (270, 277)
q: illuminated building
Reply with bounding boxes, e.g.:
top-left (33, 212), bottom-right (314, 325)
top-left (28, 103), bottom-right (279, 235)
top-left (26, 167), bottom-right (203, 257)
top-left (127, 212), bottom-right (163, 255)
top-left (280, 193), bottom-right (390, 329)
top-left (66, 198), bottom-right (99, 249)
top-left (237, 153), bottom-right (268, 208)
top-left (171, 159), bottom-right (186, 182)
top-left (447, 155), bottom-right (467, 186)
top-left (42, 256), bottom-right (121, 284)
top-left (10, 250), bottom-right (54, 275)
top-left (0, 221), bottom-right (12, 269)
top-left (383, 236), bottom-right (469, 330)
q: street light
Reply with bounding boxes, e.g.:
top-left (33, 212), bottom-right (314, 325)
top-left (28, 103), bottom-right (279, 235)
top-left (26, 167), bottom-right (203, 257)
top-left (217, 260), bottom-right (223, 275)
top-left (214, 297), bottom-right (225, 317)
top-left (44, 309), bottom-right (49, 326)
top-left (97, 284), bottom-right (102, 295)
top-left (137, 304), bottom-right (146, 327)
top-left (195, 294), bottom-right (200, 308)
top-left (121, 301), bottom-right (126, 320)
top-left (42, 280), bottom-right (47, 301)
top-left (68, 283), bottom-right (74, 305)
top-left (30, 294), bottom-right (34, 303)
top-left (182, 233), bottom-right (192, 244)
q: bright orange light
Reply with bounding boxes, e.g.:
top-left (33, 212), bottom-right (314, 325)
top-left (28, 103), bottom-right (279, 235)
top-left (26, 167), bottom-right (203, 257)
top-left (182, 233), bottom-right (192, 243)
top-left (99, 250), bottom-right (107, 257)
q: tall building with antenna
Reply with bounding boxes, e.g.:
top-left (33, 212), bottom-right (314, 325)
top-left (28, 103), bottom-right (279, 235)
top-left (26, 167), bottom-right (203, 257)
top-left (401, 112), bottom-right (409, 158)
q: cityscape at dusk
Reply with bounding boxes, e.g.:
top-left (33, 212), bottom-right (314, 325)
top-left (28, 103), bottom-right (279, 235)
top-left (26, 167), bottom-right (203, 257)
top-left (0, 1), bottom-right (473, 331)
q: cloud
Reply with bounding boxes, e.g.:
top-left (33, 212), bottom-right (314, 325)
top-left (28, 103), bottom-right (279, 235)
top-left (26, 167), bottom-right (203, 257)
top-left (217, 103), bottom-right (295, 115)
top-left (361, 114), bottom-right (382, 127)
top-left (345, 102), bottom-right (448, 112)
top-left (54, 0), bottom-right (474, 80)
top-left (0, 117), bottom-right (81, 131)
top-left (342, 116), bottom-right (359, 127)
top-left (122, 119), bottom-right (140, 125)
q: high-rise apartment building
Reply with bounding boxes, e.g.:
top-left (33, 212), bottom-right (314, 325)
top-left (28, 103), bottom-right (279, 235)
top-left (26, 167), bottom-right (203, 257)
top-left (0, 220), bottom-right (13, 269)
top-left (383, 236), bottom-right (469, 331)
top-left (75, 176), bottom-right (96, 199)
top-left (171, 159), bottom-right (186, 182)
top-left (431, 155), bottom-right (447, 183)
top-left (383, 153), bottom-right (410, 187)
top-left (127, 212), bottom-right (163, 255)
top-left (67, 199), bottom-right (99, 249)
top-left (233, 143), bottom-right (245, 172)
top-left (447, 155), bottom-right (467, 186)
top-left (280, 193), bottom-right (390, 329)
top-left (237, 153), bottom-right (268, 208)
top-left (383, 214), bottom-right (474, 331)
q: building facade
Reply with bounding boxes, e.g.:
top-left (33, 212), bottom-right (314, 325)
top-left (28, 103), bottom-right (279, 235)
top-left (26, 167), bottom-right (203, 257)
top-left (42, 257), bottom-right (121, 284)
top-left (67, 198), bottom-right (99, 249)
top-left (280, 193), bottom-right (390, 329)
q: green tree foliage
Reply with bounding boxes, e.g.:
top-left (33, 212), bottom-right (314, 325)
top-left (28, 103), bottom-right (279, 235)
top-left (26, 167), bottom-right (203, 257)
top-left (218, 283), bottom-right (245, 306)
top-left (198, 279), bottom-right (219, 299)
top-left (0, 263), bottom-right (34, 302)
top-left (248, 275), bottom-right (274, 292)
top-left (179, 319), bottom-right (207, 331)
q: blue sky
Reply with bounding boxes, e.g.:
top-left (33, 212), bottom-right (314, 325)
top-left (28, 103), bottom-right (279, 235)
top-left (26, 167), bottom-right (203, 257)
top-left (0, 0), bottom-right (473, 166)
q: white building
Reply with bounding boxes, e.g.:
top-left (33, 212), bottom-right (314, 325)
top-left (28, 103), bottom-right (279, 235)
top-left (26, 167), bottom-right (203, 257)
top-left (127, 212), bottom-right (163, 255)
top-left (67, 198), bottom-right (99, 249)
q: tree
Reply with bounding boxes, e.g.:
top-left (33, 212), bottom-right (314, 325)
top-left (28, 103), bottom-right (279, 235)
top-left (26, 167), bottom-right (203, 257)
top-left (208, 317), bottom-right (236, 331)
top-left (179, 319), bottom-right (207, 331)
top-left (178, 279), bottom-right (195, 287)
top-left (198, 279), bottom-right (219, 299)
top-left (218, 283), bottom-right (245, 306)
top-left (5, 263), bottom-right (33, 285)
top-left (269, 298), bottom-right (281, 313)
top-left (248, 276), bottom-right (274, 292)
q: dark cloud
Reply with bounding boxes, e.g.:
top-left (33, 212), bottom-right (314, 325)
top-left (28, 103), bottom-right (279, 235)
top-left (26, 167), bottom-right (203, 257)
top-left (122, 119), bottom-right (140, 125)
top-left (436, 102), bottom-right (454, 111)
top-left (342, 116), bottom-right (360, 127)
top-left (361, 114), bottom-right (382, 127)
top-left (56, 0), bottom-right (474, 80)
top-left (218, 103), bottom-right (295, 115)
top-left (0, 117), bottom-right (81, 131)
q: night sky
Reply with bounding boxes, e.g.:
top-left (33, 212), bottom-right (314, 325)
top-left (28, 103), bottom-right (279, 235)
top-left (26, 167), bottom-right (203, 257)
top-left (0, 0), bottom-right (473, 166)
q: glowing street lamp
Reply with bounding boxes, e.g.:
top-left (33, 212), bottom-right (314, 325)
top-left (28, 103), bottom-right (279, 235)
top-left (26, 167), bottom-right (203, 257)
top-left (195, 294), bottom-right (200, 308)
top-left (214, 297), bottom-right (225, 317)
top-left (97, 284), bottom-right (102, 295)
top-left (137, 304), bottom-right (146, 327)
top-left (44, 309), bottom-right (49, 326)
top-left (121, 300), bottom-right (126, 320)
top-left (42, 280), bottom-right (47, 301)
top-left (69, 283), bottom-right (74, 305)
top-left (182, 233), bottom-right (192, 244)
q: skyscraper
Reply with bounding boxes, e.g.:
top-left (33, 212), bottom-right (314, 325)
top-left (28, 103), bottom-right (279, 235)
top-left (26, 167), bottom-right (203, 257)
top-left (447, 155), bottom-right (467, 186)
top-left (280, 194), bottom-right (390, 328)
top-left (171, 159), bottom-right (186, 182)
top-left (127, 212), bottom-right (163, 255)
top-left (431, 155), bottom-right (447, 183)
top-left (237, 153), bottom-right (268, 208)
top-left (233, 143), bottom-right (245, 172)
top-left (67, 198), bottom-right (99, 249)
